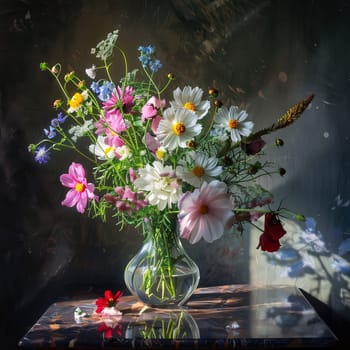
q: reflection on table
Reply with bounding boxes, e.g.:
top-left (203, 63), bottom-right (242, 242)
top-left (18, 284), bottom-right (338, 348)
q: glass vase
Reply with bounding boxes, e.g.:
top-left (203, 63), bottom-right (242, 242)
top-left (124, 218), bottom-right (200, 308)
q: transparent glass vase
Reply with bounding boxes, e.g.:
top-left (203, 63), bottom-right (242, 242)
top-left (124, 220), bottom-right (200, 308)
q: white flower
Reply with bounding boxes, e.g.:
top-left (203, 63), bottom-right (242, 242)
top-left (101, 307), bottom-right (123, 328)
top-left (115, 145), bottom-right (131, 160)
top-left (170, 86), bottom-right (210, 119)
top-left (68, 119), bottom-right (94, 142)
top-left (134, 161), bottom-right (182, 210)
top-left (101, 306), bottom-right (122, 317)
top-left (176, 151), bottom-right (222, 187)
top-left (89, 135), bottom-right (116, 160)
top-left (214, 105), bottom-right (254, 142)
top-left (74, 307), bottom-right (88, 324)
top-left (156, 107), bottom-right (202, 151)
top-left (85, 64), bottom-right (96, 79)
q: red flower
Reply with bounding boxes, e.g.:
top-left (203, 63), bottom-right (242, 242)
top-left (95, 290), bottom-right (123, 314)
top-left (256, 213), bottom-right (287, 252)
top-left (97, 322), bottom-right (123, 339)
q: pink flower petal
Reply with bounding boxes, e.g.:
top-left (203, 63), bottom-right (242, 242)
top-left (69, 162), bottom-right (86, 182)
top-left (76, 191), bottom-right (88, 213)
top-left (60, 174), bottom-right (76, 188)
top-left (61, 189), bottom-right (80, 208)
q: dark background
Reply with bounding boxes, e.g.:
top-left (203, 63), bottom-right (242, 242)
top-left (1, 0), bottom-right (350, 348)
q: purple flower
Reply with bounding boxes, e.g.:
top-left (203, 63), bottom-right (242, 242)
top-left (34, 145), bottom-right (50, 164)
top-left (43, 125), bottom-right (57, 139)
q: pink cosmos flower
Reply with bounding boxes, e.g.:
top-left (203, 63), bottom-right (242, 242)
top-left (60, 162), bottom-right (98, 214)
top-left (95, 111), bottom-right (127, 136)
top-left (151, 115), bottom-right (163, 133)
top-left (178, 180), bottom-right (235, 244)
top-left (103, 86), bottom-right (134, 118)
top-left (145, 132), bottom-right (161, 154)
top-left (141, 96), bottom-right (166, 122)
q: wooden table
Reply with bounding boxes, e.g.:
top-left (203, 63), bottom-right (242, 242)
top-left (17, 284), bottom-right (338, 349)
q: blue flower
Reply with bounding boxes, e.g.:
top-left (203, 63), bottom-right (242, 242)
top-left (34, 146), bottom-right (50, 164)
top-left (138, 55), bottom-right (150, 67)
top-left (43, 126), bottom-right (57, 139)
top-left (98, 81), bottom-right (115, 101)
top-left (149, 59), bottom-right (162, 72)
top-left (138, 45), bottom-right (155, 55)
top-left (138, 45), bottom-right (161, 72)
top-left (90, 81), bottom-right (100, 94)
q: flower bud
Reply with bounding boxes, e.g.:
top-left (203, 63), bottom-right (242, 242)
top-left (295, 213), bottom-right (305, 221)
top-left (248, 165), bottom-right (258, 174)
top-left (213, 99), bottom-right (223, 108)
top-left (208, 87), bottom-right (218, 97)
top-left (51, 65), bottom-right (60, 74)
top-left (167, 72), bottom-right (175, 80)
top-left (28, 144), bottom-right (36, 153)
top-left (64, 71), bottom-right (75, 82)
top-left (39, 62), bottom-right (49, 71)
top-left (78, 80), bottom-right (85, 89)
top-left (275, 138), bottom-right (284, 146)
top-left (53, 99), bottom-right (62, 109)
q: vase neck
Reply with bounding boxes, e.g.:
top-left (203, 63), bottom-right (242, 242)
top-left (142, 218), bottom-right (182, 250)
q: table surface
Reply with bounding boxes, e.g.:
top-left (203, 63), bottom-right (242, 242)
top-left (18, 284), bottom-right (338, 349)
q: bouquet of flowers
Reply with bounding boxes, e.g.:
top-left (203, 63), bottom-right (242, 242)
top-left (29, 29), bottom-right (312, 306)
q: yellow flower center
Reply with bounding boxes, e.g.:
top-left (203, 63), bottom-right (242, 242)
top-left (228, 119), bottom-right (238, 129)
top-left (156, 148), bottom-right (165, 160)
top-left (192, 165), bottom-right (205, 177)
top-left (173, 122), bottom-right (186, 136)
top-left (69, 92), bottom-right (84, 108)
top-left (75, 183), bottom-right (85, 192)
top-left (183, 102), bottom-right (195, 111)
top-left (104, 146), bottom-right (114, 155)
top-left (198, 204), bottom-right (208, 214)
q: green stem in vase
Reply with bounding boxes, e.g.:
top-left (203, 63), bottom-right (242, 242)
top-left (140, 217), bottom-right (179, 302)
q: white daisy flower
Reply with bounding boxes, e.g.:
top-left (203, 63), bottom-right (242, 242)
top-left (89, 135), bottom-right (116, 160)
top-left (214, 105), bottom-right (254, 142)
top-left (156, 107), bottom-right (202, 151)
top-left (170, 86), bottom-right (210, 119)
top-left (134, 161), bottom-right (182, 210)
top-left (176, 151), bottom-right (222, 187)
